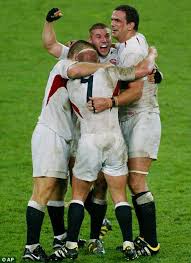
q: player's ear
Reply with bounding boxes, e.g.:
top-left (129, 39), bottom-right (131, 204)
top-left (88, 37), bottom-right (93, 44)
top-left (127, 22), bottom-right (135, 31)
top-left (74, 53), bottom-right (79, 61)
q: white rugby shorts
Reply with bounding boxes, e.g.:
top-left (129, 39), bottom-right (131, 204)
top-left (70, 119), bottom-right (80, 158)
top-left (73, 132), bottom-right (128, 182)
top-left (32, 124), bottom-right (70, 178)
top-left (120, 112), bottom-right (161, 159)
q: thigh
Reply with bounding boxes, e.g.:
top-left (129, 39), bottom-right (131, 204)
top-left (32, 124), bottom-right (70, 179)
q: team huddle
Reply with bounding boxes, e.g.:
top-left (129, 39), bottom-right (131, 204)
top-left (23, 4), bottom-right (162, 262)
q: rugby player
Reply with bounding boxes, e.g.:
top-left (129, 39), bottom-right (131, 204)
top-left (89, 4), bottom-right (161, 257)
top-left (42, 9), bottom-right (116, 252)
top-left (22, 40), bottom-right (112, 262)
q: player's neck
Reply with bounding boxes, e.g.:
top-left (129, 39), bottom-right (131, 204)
top-left (118, 30), bottom-right (136, 43)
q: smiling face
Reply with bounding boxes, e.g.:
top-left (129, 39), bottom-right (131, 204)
top-left (89, 27), bottom-right (112, 57)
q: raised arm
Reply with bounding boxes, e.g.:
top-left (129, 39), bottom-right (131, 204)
top-left (42, 8), bottom-right (64, 58)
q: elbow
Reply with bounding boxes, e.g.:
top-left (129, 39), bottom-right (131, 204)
top-left (136, 89), bottom-right (143, 100)
top-left (42, 42), bottom-right (54, 55)
top-left (42, 41), bottom-right (61, 58)
top-left (67, 67), bottom-right (80, 79)
top-left (132, 86), bottom-right (143, 101)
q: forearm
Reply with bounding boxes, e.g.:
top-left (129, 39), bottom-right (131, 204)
top-left (117, 80), bottom-right (143, 105)
top-left (67, 62), bottom-right (110, 79)
top-left (42, 21), bottom-right (62, 57)
top-left (98, 81), bottom-right (143, 108)
top-left (106, 66), bottom-right (136, 82)
top-left (87, 80), bottom-right (143, 113)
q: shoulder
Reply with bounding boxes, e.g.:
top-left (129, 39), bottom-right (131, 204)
top-left (56, 59), bottom-right (75, 67)
top-left (123, 33), bottom-right (148, 60)
top-left (58, 45), bottom-right (70, 60)
top-left (52, 59), bottom-right (76, 79)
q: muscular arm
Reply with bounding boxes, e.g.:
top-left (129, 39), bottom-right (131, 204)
top-left (87, 47), bottom-right (157, 112)
top-left (42, 21), bottom-right (63, 58)
top-left (117, 80), bottom-right (143, 105)
top-left (67, 62), bottom-right (111, 79)
top-left (87, 80), bottom-right (143, 112)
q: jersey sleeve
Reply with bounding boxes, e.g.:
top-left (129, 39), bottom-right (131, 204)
top-left (56, 59), bottom-right (77, 79)
top-left (58, 44), bottom-right (69, 60)
top-left (121, 52), bottom-right (144, 67)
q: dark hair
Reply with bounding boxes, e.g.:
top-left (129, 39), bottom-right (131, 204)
top-left (89, 23), bottom-right (109, 34)
top-left (67, 40), bottom-right (96, 59)
top-left (114, 5), bottom-right (139, 31)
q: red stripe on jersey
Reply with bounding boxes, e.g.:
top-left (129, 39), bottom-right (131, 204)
top-left (46, 75), bottom-right (68, 105)
top-left (70, 102), bottom-right (83, 119)
top-left (112, 80), bottom-right (120, 96)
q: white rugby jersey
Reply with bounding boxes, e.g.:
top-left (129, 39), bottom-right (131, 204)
top-left (66, 66), bottom-right (135, 134)
top-left (37, 59), bottom-right (75, 141)
top-left (59, 44), bottom-right (118, 65)
top-left (58, 45), bottom-right (69, 60)
top-left (99, 47), bottom-right (118, 65)
top-left (116, 33), bottom-right (160, 121)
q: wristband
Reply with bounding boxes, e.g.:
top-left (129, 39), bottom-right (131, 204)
top-left (111, 96), bottom-right (119, 107)
top-left (108, 98), bottom-right (112, 109)
top-left (111, 97), bottom-right (115, 108)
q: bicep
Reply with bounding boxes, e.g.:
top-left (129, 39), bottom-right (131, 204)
top-left (128, 79), bottom-right (143, 88)
top-left (127, 79), bottom-right (143, 95)
top-left (48, 42), bottom-right (62, 58)
top-left (117, 80), bottom-right (143, 105)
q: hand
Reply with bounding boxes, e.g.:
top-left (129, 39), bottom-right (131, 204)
top-left (148, 68), bottom-right (163, 84)
top-left (46, 8), bottom-right (63, 22)
top-left (148, 69), bottom-right (156, 84)
top-left (154, 68), bottom-right (163, 84)
top-left (87, 97), bottom-right (111, 113)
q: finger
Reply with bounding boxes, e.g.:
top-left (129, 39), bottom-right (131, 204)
top-left (55, 11), bottom-right (63, 17)
top-left (87, 105), bottom-right (94, 111)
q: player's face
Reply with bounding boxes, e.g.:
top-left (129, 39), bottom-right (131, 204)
top-left (111, 10), bottom-right (129, 42)
top-left (89, 28), bottom-right (112, 57)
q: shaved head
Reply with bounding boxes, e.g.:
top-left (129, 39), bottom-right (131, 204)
top-left (76, 48), bottom-right (99, 63)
